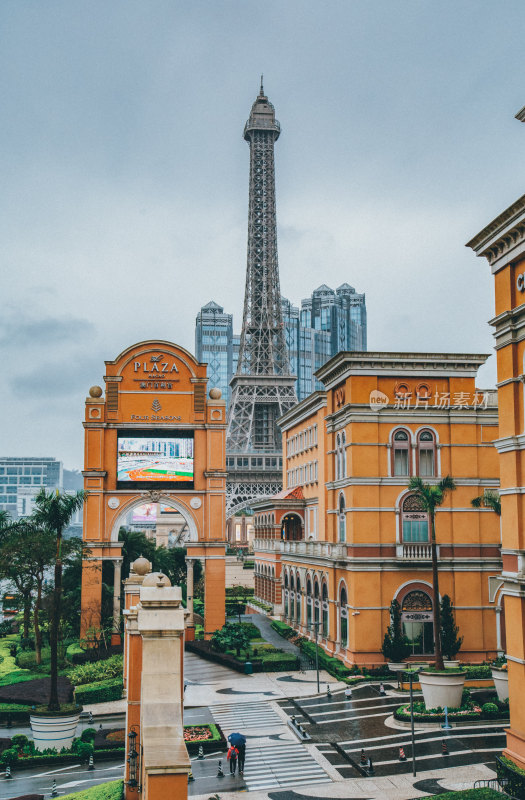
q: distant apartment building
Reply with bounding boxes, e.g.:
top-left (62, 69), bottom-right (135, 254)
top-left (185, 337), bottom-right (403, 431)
top-left (0, 458), bottom-right (83, 534)
top-left (195, 283), bottom-right (367, 404)
top-left (0, 457), bottom-right (62, 518)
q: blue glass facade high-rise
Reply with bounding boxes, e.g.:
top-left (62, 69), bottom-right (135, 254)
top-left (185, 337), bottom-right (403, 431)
top-left (195, 301), bottom-right (235, 403)
top-left (195, 283), bottom-right (366, 404)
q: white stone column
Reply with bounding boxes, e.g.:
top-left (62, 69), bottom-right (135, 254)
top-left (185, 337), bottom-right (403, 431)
top-left (186, 558), bottom-right (194, 627)
top-left (112, 559), bottom-right (123, 637)
top-left (496, 606), bottom-right (503, 655)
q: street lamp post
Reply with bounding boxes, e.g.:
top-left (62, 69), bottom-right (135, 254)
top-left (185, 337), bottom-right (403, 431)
top-left (311, 620), bottom-right (321, 694)
top-left (408, 669), bottom-right (417, 777)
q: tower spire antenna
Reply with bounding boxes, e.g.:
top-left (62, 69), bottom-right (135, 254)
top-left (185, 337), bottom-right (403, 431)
top-left (260, 74), bottom-right (264, 95)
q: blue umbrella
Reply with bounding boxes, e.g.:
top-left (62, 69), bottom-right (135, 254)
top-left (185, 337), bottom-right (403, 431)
top-left (228, 732), bottom-right (246, 747)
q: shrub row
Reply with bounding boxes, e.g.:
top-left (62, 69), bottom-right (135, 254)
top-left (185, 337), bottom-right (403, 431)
top-left (270, 620), bottom-right (296, 639)
top-left (184, 723), bottom-right (227, 755)
top-left (225, 587), bottom-right (254, 597)
top-left (185, 640), bottom-right (299, 673)
top-left (67, 655), bottom-right (123, 686)
top-left (60, 780), bottom-right (124, 800)
top-left (74, 678), bottom-right (123, 705)
top-left (1, 748), bottom-right (124, 770)
top-left (0, 703), bottom-right (32, 723)
top-left (299, 640), bottom-right (352, 680)
top-left (247, 598), bottom-right (272, 612)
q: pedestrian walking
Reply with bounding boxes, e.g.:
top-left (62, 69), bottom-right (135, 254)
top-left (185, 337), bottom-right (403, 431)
top-left (228, 732), bottom-right (247, 776)
top-left (344, 686), bottom-right (352, 699)
top-left (227, 744), bottom-right (239, 775)
top-left (237, 741), bottom-right (246, 775)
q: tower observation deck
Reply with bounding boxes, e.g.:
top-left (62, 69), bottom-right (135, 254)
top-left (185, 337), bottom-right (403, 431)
top-left (226, 82), bottom-right (297, 516)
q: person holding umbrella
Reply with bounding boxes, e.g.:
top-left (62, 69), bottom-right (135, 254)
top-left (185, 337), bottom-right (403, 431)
top-left (228, 732), bottom-right (247, 775)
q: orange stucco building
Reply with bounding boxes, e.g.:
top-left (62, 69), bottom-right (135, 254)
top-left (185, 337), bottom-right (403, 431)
top-left (253, 352), bottom-right (502, 666)
top-left (81, 340), bottom-right (227, 642)
top-left (468, 194), bottom-right (525, 769)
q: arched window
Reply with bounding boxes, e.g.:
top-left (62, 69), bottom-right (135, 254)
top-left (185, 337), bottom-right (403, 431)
top-left (338, 493), bottom-right (346, 542)
top-left (296, 574), bottom-right (301, 623)
top-left (401, 589), bottom-right (434, 655)
top-left (393, 429), bottom-right (410, 476)
top-left (335, 431), bottom-right (347, 480)
top-left (417, 430), bottom-right (436, 477)
top-left (306, 577), bottom-right (312, 629)
top-left (339, 585), bottom-right (348, 648)
top-left (402, 494), bottom-right (429, 542)
top-left (322, 582), bottom-right (329, 637)
top-left (314, 579), bottom-right (320, 628)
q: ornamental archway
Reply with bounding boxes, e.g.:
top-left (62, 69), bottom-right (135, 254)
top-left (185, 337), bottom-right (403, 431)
top-left (80, 340), bottom-right (227, 641)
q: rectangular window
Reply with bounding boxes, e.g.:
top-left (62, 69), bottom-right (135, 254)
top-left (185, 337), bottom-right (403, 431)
top-left (419, 449), bottom-right (434, 476)
top-left (403, 519), bottom-right (428, 542)
top-left (394, 449), bottom-right (409, 476)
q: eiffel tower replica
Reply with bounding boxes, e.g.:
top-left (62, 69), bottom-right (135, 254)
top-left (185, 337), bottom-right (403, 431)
top-left (226, 80), bottom-right (297, 516)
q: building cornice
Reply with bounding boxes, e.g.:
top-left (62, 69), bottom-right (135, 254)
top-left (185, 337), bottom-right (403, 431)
top-left (466, 194), bottom-right (525, 273)
top-left (315, 352), bottom-right (490, 390)
top-left (278, 391), bottom-right (327, 430)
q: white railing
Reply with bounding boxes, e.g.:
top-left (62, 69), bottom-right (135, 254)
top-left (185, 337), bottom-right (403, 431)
top-left (400, 543), bottom-right (434, 560)
top-left (254, 538), bottom-right (347, 560)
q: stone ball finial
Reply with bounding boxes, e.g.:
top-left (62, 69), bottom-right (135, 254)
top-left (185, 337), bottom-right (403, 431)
top-left (131, 555), bottom-right (151, 576)
top-left (209, 387), bottom-right (222, 400)
top-left (142, 571), bottom-right (171, 588)
top-left (89, 386), bottom-right (103, 398)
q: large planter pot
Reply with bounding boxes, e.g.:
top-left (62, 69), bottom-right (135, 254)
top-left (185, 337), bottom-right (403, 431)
top-left (491, 666), bottom-right (509, 701)
top-left (30, 711), bottom-right (81, 752)
top-left (418, 670), bottom-right (466, 710)
top-left (443, 660), bottom-right (460, 669)
top-left (387, 662), bottom-right (407, 672)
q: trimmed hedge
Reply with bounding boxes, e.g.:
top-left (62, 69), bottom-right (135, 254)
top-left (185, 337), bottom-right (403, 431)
top-left (270, 620), bottom-right (295, 639)
top-left (59, 780), bottom-right (123, 800)
top-left (1, 748), bottom-right (125, 770)
top-left (464, 665), bottom-right (493, 679)
top-left (260, 652), bottom-right (300, 671)
top-left (75, 678), bottom-right (123, 705)
top-left (68, 655), bottom-right (123, 686)
top-left (300, 640), bottom-right (352, 680)
top-left (0, 703), bottom-right (33, 723)
top-left (185, 723), bottom-right (227, 755)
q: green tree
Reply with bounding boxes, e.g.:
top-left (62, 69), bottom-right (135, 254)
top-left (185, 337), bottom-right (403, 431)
top-left (440, 594), bottom-right (463, 660)
top-left (381, 599), bottom-right (410, 662)
top-left (228, 585), bottom-right (252, 624)
top-left (211, 622), bottom-right (251, 658)
top-left (408, 475), bottom-right (456, 670)
top-left (471, 490), bottom-right (501, 516)
top-left (0, 514), bottom-right (35, 640)
top-left (33, 489), bottom-right (87, 712)
top-left (153, 546), bottom-right (202, 588)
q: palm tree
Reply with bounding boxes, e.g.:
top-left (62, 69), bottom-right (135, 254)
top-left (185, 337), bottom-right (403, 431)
top-left (407, 475), bottom-right (456, 671)
top-left (471, 490), bottom-right (501, 516)
top-left (33, 489), bottom-right (86, 712)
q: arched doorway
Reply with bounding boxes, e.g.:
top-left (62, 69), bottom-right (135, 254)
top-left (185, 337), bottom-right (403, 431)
top-left (281, 513), bottom-right (303, 540)
top-left (401, 589), bottom-right (434, 655)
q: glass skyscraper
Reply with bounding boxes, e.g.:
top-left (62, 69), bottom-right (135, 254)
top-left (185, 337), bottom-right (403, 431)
top-left (194, 301), bottom-right (235, 403)
top-left (195, 283), bottom-right (367, 404)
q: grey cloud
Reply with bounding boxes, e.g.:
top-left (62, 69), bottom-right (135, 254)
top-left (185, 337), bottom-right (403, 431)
top-left (0, 316), bottom-right (95, 348)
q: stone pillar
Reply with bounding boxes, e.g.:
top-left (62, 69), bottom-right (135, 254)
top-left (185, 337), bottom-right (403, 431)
top-left (136, 574), bottom-right (190, 798)
top-left (185, 558), bottom-right (195, 641)
top-left (123, 557), bottom-right (151, 696)
top-left (111, 559), bottom-right (123, 645)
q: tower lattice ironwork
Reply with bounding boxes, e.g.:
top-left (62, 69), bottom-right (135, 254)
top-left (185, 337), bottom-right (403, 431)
top-left (226, 81), bottom-right (297, 516)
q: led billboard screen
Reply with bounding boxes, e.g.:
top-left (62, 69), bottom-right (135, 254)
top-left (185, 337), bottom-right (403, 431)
top-left (117, 432), bottom-right (194, 489)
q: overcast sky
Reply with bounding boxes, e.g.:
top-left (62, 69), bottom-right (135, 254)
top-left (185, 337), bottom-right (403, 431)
top-left (2, 1), bottom-right (524, 470)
